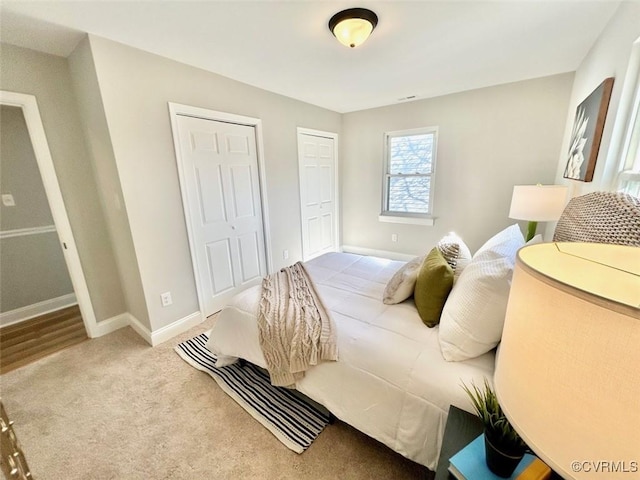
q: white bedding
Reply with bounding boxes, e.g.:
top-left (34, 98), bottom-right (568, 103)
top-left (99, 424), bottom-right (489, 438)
top-left (206, 252), bottom-right (495, 469)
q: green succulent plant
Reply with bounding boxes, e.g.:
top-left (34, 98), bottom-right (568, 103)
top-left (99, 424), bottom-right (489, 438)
top-left (461, 378), bottom-right (526, 455)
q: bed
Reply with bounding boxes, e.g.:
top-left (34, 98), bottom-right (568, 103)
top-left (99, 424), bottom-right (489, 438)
top-left (205, 191), bottom-right (640, 470)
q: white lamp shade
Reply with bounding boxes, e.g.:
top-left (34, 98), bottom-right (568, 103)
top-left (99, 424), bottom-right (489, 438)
top-left (329, 8), bottom-right (378, 49)
top-left (509, 185), bottom-right (568, 222)
top-left (332, 18), bottom-right (374, 48)
top-left (495, 243), bottom-right (640, 479)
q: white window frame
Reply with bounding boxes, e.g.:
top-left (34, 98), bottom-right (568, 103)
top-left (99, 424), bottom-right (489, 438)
top-left (614, 38), bottom-right (640, 196)
top-left (380, 126), bottom-right (438, 226)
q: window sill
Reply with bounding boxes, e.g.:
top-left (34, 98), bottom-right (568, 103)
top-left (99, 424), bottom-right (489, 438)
top-left (378, 214), bottom-right (435, 226)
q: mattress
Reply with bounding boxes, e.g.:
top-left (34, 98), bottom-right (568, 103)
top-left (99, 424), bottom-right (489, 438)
top-left (206, 252), bottom-right (495, 469)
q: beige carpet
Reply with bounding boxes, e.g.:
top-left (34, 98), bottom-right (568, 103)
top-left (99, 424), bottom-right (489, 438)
top-left (0, 316), bottom-right (431, 479)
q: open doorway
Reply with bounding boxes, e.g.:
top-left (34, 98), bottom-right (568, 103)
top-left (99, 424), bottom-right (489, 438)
top-left (0, 91), bottom-right (96, 372)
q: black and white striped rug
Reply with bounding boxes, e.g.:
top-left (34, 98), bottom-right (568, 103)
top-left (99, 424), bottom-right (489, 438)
top-left (175, 333), bottom-right (330, 453)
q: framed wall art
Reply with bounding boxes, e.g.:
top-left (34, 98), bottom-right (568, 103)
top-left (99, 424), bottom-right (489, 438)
top-left (563, 77), bottom-right (614, 182)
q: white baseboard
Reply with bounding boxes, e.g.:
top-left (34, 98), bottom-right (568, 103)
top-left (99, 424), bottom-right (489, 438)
top-left (93, 311), bottom-right (203, 347)
top-left (341, 245), bottom-right (416, 262)
top-left (128, 314), bottom-right (153, 345)
top-left (106, 311), bottom-right (204, 347)
top-left (0, 293), bottom-right (77, 327)
top-left (92, 313), bottom-right (131, 338)
top-left (150, 311), bottom-right (203, 346)
top-left (2, 296), bottom-right (204, 347)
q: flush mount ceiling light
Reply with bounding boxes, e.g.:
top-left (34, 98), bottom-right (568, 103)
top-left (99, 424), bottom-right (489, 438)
top-left (328, 8), bottom-right (378, 48)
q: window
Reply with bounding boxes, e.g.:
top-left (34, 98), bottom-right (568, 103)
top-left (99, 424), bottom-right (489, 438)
top-left (617, 87), bottom-right (640, 196)
top-left (616, 43), bottom-right (640, 197)
top-left (381, 127), bottom-right (438, 222)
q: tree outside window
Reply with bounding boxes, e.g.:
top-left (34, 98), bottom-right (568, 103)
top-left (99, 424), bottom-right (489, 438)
top-left (383, 127), bottom-right (438, 217)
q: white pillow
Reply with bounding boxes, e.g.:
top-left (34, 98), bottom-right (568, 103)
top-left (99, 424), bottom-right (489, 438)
top-left (438, 224), bottom-right (525, 361)
top-left (382, 232), bottom-right (472, 305)
top-left (443, 232), bottom-right (472, 282)
top-left (382, 255), bottom-right (424, 304)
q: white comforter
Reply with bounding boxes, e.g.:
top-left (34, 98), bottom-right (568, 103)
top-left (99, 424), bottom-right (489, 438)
top-left (206, 252), bottom-right (495, 469)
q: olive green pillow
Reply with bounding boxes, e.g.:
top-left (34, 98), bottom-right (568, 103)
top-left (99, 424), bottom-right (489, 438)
top-left (414, 247), bottom-right (454, 328)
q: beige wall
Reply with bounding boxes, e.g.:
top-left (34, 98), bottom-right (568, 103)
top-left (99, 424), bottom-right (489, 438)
top-left (553, 2), bottom-right (640, 197)
top-left (85, 35), bottom-right (342, 331)
top-left (0, 43), bottom-right (126, 322)
top-left (0, 105), bottom-right (73, 312)
top-left (68, 38), bottom-right (150, 329)
top-left (1, 235), bottom-right (73, 312)
top-left (342, 73), bottom-right (574, 254)
top-left (1, 30), bottom-right (598, 333)
top-left (1, 106), bottom-right (54, 230)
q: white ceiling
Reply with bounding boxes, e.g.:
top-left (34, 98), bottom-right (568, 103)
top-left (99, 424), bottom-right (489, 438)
top-left (0, 1), bottom-right (621, 113)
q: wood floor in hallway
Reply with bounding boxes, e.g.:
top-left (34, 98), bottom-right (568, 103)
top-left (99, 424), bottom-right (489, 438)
top-left (0, 305), bottom-right (87, 374)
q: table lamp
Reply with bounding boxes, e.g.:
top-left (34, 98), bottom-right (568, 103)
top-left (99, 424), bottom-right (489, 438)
top-left (508, 185), bottom-right (568, 241)
top-left (494, 242), bottom-right (640, 479)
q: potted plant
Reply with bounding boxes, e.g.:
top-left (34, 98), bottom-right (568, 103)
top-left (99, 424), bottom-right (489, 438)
top-left (462, 378), bottom-right (527, 478)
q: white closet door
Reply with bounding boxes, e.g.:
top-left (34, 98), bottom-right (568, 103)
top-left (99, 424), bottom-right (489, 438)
top-left (298, 132), bottom-right (337, 261)
top-left (176, 115), bottom-right (266, 316)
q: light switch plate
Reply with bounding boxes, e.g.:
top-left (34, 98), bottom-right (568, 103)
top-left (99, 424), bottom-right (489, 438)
top-left (2, 194), bottom-right (15, 207)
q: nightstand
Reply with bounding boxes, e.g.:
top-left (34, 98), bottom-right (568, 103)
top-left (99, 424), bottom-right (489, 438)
top-left (434, 405), bottom-right (484, 480)
top-left (435, 405), bottom-right (561, 480)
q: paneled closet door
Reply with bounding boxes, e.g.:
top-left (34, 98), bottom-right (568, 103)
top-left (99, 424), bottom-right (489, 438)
top-left (297, 132), bottom-right (337, 261)
top-left (176, 115), bottom-right (266, 316)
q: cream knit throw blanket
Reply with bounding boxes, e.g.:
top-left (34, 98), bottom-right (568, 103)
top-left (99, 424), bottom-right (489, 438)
top-left (258, 262), bottom-right (338, 387)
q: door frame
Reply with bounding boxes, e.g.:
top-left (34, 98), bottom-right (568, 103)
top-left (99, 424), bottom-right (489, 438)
top-left (168, 102), bottom-right (273, 317)
top-left (0, 90), bottom-right (98, 337)
top-left (296, 127), bottom-right (340, 261)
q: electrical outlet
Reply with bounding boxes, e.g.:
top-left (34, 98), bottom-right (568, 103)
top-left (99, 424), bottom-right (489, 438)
top-left (283, 249), bottom-right (289, 260)
top-left (160, 291), bottom-right (172, 307)
top-left (391, 234), bottom-right (398, 242)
